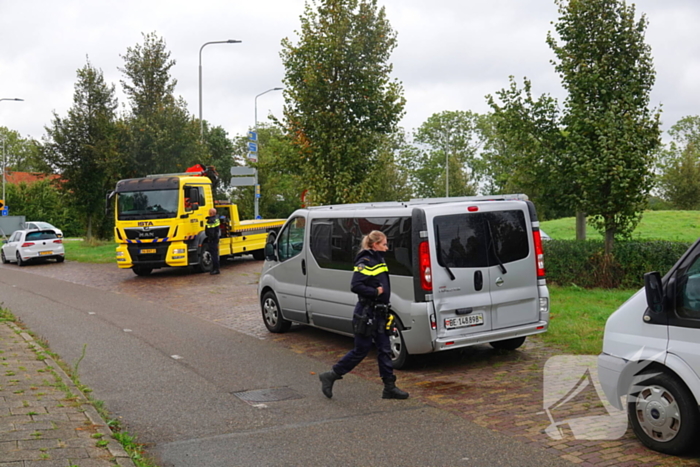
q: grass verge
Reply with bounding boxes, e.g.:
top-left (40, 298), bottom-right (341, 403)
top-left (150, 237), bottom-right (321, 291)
top-left (0, 306), bottom-right (156, 467)
top-left (540, 285), bottom-right (637, 355)
top-left (63, 239), bottom-right (115, 264)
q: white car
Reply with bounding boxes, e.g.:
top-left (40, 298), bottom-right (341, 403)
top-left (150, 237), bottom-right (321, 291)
top-left (25, 221), bottom-right (63, 238)
top-left (1, 229), bottom-right (65, 266)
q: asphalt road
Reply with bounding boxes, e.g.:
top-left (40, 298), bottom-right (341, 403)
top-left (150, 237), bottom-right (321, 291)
top-left (0, 264), bottom-right (575, 467)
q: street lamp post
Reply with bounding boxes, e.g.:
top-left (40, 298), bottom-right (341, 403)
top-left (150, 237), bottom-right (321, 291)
top-left (253, 87), bottom-right (282, 219)
top-left (198, 40), bottom-right (241, 139)
top-left (0, 98), bottom-right (24, 211)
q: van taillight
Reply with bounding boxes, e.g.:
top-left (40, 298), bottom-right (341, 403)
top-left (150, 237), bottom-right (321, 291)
top-left (419, 241), bottom-right (432, 291)
top-left (533, 229), bottom-right (545, 278)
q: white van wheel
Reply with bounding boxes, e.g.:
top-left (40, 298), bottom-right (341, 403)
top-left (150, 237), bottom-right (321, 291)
top-left (628, 372), bottom-right (699, 455)
top-left (388, 322), bottom-right (409, 369)
top-left (261, 291), bottom-right (291, 333)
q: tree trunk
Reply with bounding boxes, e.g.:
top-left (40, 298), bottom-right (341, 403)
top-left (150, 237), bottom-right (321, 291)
top-left (575, 211), bottom-right (586, 241)
top-left (86, 215), bottom-right (93, 241)
top-left (604, 228), bottom-right (614, 256)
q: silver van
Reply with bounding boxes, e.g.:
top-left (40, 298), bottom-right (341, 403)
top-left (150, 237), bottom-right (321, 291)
top-left (258, 195), bottom-right (550, 368)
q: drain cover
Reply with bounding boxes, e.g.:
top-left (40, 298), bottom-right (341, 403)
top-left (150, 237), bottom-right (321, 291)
top-left (233, 387), bottom-right (303, 404)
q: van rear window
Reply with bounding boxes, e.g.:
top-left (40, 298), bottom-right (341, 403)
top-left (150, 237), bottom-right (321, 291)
top-left (434, 210), bottom-right (528, 268)
top-left (310, 217), bottom-right (412, 276)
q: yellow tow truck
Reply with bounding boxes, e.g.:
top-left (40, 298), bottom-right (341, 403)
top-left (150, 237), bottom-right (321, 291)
top-left (110, 165), bottom-right (284, 275)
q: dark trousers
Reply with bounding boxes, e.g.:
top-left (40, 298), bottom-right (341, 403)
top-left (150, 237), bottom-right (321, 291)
top-left (333, 316), bottom-right (394, 378)
top-left (208, 242), bottom-right (220, 271)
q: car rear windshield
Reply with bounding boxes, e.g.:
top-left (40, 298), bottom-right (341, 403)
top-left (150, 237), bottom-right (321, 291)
top-left (26, 231), bottom-right (58, 241)
top-left (433, 210), bottom-right (529, 268)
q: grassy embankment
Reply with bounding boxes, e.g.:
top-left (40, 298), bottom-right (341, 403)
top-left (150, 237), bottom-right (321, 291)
top-left (540, 210), bottom-right (699, 355)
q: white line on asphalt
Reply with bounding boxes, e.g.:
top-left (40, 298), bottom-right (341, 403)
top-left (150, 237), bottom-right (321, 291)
top-left (171, 355), bottom-right (183, 360)
top-left (123, 329), bottom-right (132, 332)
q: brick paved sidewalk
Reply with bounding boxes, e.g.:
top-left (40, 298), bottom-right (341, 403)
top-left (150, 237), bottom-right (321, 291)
top-left (0, 322), bottom-right (135, 467)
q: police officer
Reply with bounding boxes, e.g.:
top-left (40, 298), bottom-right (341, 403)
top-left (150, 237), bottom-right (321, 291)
top-left (319, 230), bottom-right (409, 400)
top-left (205, 208), bottom-right (221, 275)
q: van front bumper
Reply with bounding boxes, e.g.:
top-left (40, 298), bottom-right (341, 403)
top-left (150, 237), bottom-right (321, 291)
top-left (434, 321), bottom-right (548, 351)
top-left (597, 352), bottom-right (627, 410)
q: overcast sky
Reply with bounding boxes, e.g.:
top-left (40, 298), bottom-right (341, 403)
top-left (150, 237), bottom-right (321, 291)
top-left (1, 0), bottom-right (698, 144)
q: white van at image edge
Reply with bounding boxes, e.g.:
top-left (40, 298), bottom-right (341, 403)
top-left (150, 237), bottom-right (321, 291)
top-left (598, 237), bottom-right (700, 456)
top-left (257, 195), bottom-right (550, 369)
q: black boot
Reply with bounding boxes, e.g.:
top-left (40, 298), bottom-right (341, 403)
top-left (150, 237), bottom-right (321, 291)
top-left (382, 375), bottom-right (409, 399)
top-left (319, 370), bottom-right (342, 398)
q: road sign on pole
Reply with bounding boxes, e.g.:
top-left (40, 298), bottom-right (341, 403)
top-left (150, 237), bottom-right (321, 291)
top-left (247, 152), bottom-right (258, 163)
top-left (248, 131), bottom-right (257, 141)
top-left (248, 141), bottom-right (258, 153)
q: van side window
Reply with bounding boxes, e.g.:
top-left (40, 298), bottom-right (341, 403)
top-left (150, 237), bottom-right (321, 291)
top-left (678, 254), bottom-right (700, 320)
top-left (309, 217), bottom-right (412, 276)
top-left (279, 217), bottom-right (306, 262)
top-left (434, 210), bottom-right (528, 268)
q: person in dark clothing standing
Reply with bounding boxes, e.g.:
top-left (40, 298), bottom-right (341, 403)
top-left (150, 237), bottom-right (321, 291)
top-left (319, 230), bottom-right (409, 400)
top-left (205, 208), bottom-right (221, 275)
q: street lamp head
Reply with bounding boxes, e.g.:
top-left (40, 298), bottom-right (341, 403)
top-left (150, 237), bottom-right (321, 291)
top-left (0, 98), bottom-right (24, 102)
top-left (226, 40), bottom-right (242, 43)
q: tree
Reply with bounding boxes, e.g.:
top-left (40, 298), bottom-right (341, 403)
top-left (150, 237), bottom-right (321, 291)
top-left (119, 32), bottom-right (207, 177)
top-left (548, 0), bottom-right (661, 253)
top-left (485, 77), bottom-right (569, 220)
top-left (404, 111), bottom-right (486, 198)
top-left (657, 116), bottom-right (700, 210)
top-left (43, 59), bottom-right (119, 239)
top-left (0, 128), bottom-right (47, 173)
top-left (280, 0), bottom-right (405, 205)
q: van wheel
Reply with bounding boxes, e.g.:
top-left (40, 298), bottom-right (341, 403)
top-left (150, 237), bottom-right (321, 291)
top-left (261, 291), bottom-right (291, 333)
top-left (388, 320), bottom-right (410, 369)
top-left (490, 336), bottom-right (526, 351)
top-left (628, 371), bottom-right (700, 455)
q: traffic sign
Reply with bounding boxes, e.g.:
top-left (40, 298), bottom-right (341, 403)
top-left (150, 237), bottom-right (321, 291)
top-left (247, 152), bottom-right (258, 163)
top-left (248, 131), bottom-right (257, 141)
top-left (0, 199), bottom-right (3, 209)
top-left (1, 207), bottom-right (8, 216)
top-left (230, 167), bottom-right (256, 176)
top-left (248, 142), bottom-right (258, 153)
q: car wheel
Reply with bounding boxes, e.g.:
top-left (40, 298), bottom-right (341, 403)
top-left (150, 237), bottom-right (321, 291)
top-left (490, 336), bottom-right (526, 351)
top-left (16, 252), bottom-right (25, 267)
top-left (132, 267), bottom-right (153, 276)
top-left (388, 318), bottom-right (410, 369)
top-left (194, 246), bottom-right (213, 273)
top-left (628, 371), bottom-right (700, 455)
top-left (261, 291), bottom-right (291, 333)
top-left (1, 250), bottom-right (7, 264)
top-left (56, 256), bottom-right (65, 263)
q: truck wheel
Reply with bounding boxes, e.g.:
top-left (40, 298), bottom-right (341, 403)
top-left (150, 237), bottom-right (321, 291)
top-left (252, 249), bottom-right (265, 261)
top-left (388, 319), bottom-right (410, 369)
top-left (628, 371), bottom-right (700, 455)
top-left (490, 336), bottom-right (526, 351)
top-left (132, 267), bottom-right (152, 276)
top-left (194, 246), bottom-right (213, 273)
top-left (261, 291), bottom-right (291, 333)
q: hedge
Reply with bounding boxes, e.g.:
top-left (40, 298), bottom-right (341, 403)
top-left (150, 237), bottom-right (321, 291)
top-left (543, 240), bottom-right (693, 289)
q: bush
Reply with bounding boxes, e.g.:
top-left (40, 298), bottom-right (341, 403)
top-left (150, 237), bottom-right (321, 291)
top-left (544, 239), bottom-right (692, 288)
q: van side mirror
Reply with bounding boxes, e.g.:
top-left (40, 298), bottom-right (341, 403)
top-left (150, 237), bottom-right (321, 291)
top-left (644, 271), bottom-right (664, 313)
top-left (265, 231), bottom-right (278, 261)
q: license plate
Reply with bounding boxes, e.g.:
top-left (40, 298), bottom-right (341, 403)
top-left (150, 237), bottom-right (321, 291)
top-left (140, 248), bottom-right (156, 254)
top-left (39, 251), bottom-right (52, 256)
top-left (445, 313), bottom-right (484, 329)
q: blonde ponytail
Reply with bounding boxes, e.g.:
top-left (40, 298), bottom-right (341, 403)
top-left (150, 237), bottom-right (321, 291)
top-left (361, 230), bottom-right (386, 251)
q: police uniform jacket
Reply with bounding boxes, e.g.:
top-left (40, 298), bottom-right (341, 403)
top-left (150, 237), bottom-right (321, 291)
top-left (205, 216), bottom-right (221, 242)
top-left (351, 248), bottom-right (390, 307)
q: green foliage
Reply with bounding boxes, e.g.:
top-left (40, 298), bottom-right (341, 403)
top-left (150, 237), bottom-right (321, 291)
top-left (5, 181), bottom-right (82, 237)
top-left (0, 127), bottom-right (47, 173)
top-left (544, 239), bottom-right (690, 288)
top-left (43, 59), bottom-right (119, 240)
top-left (485, 78), bottom-right (569, 220)
top-left (280, 0), bottom-right (405, 205)
top-left (548, 0), bottom-right (662, 251)
top-left (657, 115), bottom-right (700, 210)
top-left (119, 32), bottom-right (208, 177)
top-left (403, 110), bottom-right (485, 198)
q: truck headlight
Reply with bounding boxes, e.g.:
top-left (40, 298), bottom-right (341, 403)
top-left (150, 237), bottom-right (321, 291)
top-left (116, 251), bottom-right (125, 257)
top-left (173, 248), bottom-right (186, 254)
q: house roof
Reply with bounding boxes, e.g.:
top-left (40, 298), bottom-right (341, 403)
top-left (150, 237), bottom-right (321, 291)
top-left (4, 171), bottom-right (60, 185)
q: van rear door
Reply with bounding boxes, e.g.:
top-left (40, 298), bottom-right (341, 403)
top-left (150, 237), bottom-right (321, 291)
top-left (429, 201), bottom-right (539, 338)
